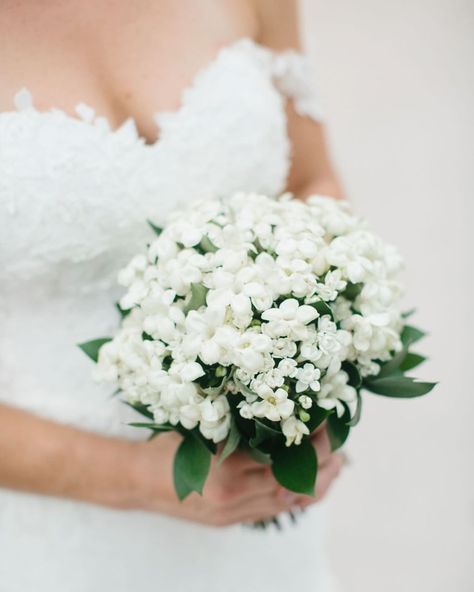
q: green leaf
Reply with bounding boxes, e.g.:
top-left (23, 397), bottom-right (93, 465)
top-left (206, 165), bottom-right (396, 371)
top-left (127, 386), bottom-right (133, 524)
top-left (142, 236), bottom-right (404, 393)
top-left (147, 220), bottom-right (163, 236)
top-left (327, 410), bottom-right (351, 451)
top-left (115, 302), bottom-right (131, 320)
top-left (173, 434), bottom-right (211, 501)
top-left (342, 360), bottom-right (362, 388)
top-left (312, 300), bottom-right (334, 320)
top-left (128, 422), bottom-right (174, 431)
top-left (189, 428), bottom-right (217, 454)
top-left (218, 419), bottom-right (241, 465)
top-left (306, 405), bottom-right (331, 433)
top-left (400, 352), bottom-right (426, 372)
top-left (198, 375), bottom-right (227, 397)
top-left (199, 235), bottom-right (218, 253)
top-left (78, 337), bottom-right (111, 362)
top-left (401, 325), bottom-right (426, 346)
top-left (377, 325), bottom-right (428, 377)
top-left (342, 282), bottom-right (363, 301)
top-left (271, 438), bottom-right (317, 495)
top-left (123, 401), bottom-right (154, 419)
top-left (183, 283), bottom-right (209, 314)
top-left (363, 376), bottom-right (437, 398)
top-left (234, 378), bottom-right (258, 399)
top-left (346, 392), bottom-right (362, 427)
top-left (250, 419), bottom-right (282, 448)
top-left (247, 447), bottom-right (272, 465)
top-left (401, 308), bottom-right (416, 319)
top-left (377, 348), bottom-right (408, 378)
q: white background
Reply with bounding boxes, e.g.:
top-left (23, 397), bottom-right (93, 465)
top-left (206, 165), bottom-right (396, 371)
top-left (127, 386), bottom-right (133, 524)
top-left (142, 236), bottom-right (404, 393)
top-left (301, 1), bottom-right (474, 590)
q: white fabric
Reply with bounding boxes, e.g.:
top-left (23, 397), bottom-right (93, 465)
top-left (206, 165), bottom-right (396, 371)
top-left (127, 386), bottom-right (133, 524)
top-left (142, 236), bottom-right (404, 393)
top-left (0, 38), bottom-right (336, 591)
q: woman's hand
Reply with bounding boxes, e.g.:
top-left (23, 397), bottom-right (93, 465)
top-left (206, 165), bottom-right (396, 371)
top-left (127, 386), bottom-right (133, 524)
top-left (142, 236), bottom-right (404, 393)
top-left (129, 424), bottom-right (344, 527)
top-left (130, 432), bottom-right (287, 526)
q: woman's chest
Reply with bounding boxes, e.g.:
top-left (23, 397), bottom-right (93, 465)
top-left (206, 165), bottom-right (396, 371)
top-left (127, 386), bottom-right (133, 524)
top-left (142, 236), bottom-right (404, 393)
top-left (0, 40), bottom-right (290, 284)
top-left (0, 0), bottom-right (257, 142)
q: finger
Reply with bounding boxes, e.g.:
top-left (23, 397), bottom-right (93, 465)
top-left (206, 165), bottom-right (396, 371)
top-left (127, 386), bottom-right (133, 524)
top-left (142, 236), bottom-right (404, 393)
top-left (227, 491), bottom-right (301, 525)
top-left (218, 449), bottom-right (267, 472)
top-left (313, 420), bottom-right (327, 435)
top-left (311, 426), bottom-right (332, 465)
top-left (314, 452), bottom-right (344, 501)
top-left (205, 466), bottom-right (278, 510)
top-left (234, 465), bottom-right (277, 496)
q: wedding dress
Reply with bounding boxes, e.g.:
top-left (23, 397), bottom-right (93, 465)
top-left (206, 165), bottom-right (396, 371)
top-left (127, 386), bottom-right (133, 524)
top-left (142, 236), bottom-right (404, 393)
top-left (0, 39), bottom-right (339, 591)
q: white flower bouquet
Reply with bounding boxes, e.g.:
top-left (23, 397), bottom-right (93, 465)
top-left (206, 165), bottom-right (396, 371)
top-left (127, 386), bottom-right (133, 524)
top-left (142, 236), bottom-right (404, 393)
top-left (80, 193), bottom-right (435, 503)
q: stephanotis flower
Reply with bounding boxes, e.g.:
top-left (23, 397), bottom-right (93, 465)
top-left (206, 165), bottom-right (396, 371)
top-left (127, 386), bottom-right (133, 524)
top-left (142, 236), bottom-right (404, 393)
top-left (281, 416), bottom-right (310, 446)
top-left (261, 298), bottom-right (319, 340)
top-left (295, 363), bottom-right (321, 393)
top-left (251, 385), bottom-right (295, 422)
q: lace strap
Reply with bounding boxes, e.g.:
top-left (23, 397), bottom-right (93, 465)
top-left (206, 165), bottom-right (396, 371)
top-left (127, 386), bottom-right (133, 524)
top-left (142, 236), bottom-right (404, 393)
top-left (272, 50), bottom-right (324, 122)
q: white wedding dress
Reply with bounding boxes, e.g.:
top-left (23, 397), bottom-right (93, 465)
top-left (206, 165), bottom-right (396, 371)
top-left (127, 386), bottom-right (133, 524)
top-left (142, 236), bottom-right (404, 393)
top-left (0, 39), bottom-right (339, 592)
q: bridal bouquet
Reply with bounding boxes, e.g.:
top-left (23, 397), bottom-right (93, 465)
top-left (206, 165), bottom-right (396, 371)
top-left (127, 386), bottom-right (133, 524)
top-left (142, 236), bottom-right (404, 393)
top-left (80, 193), bottom-right (435, 501)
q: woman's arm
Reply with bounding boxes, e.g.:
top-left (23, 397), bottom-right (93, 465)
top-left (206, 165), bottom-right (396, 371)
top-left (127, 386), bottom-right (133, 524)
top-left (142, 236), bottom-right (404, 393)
top-left (0, 403), bottom-right (341, 525)
top-left (0, 402), bottom-right (341, 524)
top-left (0, 403), bottom-right (138, 508)
top-left (256, 0), bottom-right (344, 199)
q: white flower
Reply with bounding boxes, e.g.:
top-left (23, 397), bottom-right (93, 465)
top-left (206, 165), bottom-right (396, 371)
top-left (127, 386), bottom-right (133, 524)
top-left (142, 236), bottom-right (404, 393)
top-left (234, 368), bottom-right (253, 385)
top-left (317, 370), bottom-right (357, 417)
top-left (234, 331), bottom-right (273, 373)
top-left (118, 254), bottom-right (148, 287)
top-left (315, 269), bottom-right (347, 302)
top-left (299, 341), bottom-right (322, 364)
top-left (263, 368), bottom-right (285, 389)
top-left (281, 417), bottom-right (310, 446)
top-left (261, 298), bottom-right (319, 340)
top-left (317, 316), bottom-right (344, 355)
top-left (251, 385), bottom-right (295, 422)
top-left (295, 363), bottom-right (321, 393)
top-left (298, 395), bottom-right (313, 410)
top-left (262, 298), bottom-right (318, 325)
top-left (148, 236), bottom-right (179, 263)
top-left (173, 361), bottom-right (205, 383)
top-left (179, 403), bottom-right (201, 430)
top-left (277, 358), bottom-right (298, 378)
top-left (199, 396), bottom-right (231, 443)
top-left (148, 408), bottom-right (167, 425)
top-left (326, 235), bottom-right (373, 283)
top-left (238, 402), bottom-right (254, 420)
top-left (272, 338), bottom-right (298, 359)
top-left (184, 306), bottom-right (237, 365)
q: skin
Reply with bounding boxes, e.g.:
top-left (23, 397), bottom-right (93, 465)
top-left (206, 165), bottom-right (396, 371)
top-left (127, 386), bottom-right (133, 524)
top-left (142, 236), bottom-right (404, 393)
top-left (0, 0), bottom-right (344, 526)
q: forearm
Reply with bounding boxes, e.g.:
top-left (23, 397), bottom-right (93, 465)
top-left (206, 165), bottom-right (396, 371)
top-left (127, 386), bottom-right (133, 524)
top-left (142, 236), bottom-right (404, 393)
top-left (0, 403), bottom-right (139, 509)
top-left (284, 99), bottom-right (345, 200)
top-left (294, 175), bottom-right (345, 200)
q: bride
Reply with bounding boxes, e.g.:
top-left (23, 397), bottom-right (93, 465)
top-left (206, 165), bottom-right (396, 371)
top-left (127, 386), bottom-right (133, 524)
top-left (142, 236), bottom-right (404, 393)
top-left (0, 1), bottom-right (346, 590)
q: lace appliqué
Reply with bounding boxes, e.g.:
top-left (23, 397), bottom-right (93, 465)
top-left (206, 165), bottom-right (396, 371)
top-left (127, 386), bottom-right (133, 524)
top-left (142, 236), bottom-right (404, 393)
top-left (273, 49), bottom-right (324, 121)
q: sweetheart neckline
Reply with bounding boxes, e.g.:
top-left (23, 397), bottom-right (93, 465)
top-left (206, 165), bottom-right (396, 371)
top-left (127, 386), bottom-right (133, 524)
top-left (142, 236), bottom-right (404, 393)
top-left (4, 37), bottom-right (288, 150)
